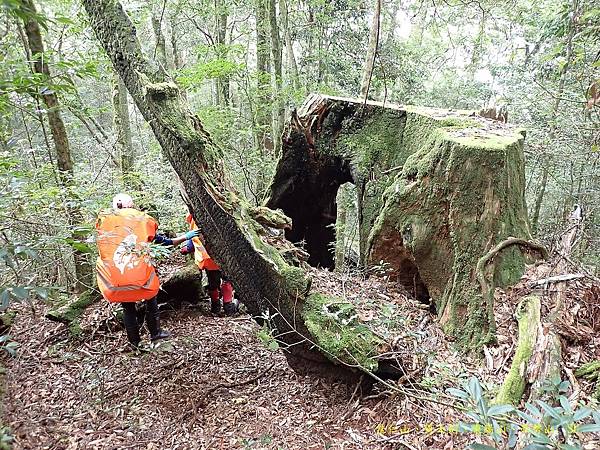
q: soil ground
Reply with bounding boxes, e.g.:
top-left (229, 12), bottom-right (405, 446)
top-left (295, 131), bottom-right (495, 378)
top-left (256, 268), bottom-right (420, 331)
top-left (2, 265), bottom-right (599, 450)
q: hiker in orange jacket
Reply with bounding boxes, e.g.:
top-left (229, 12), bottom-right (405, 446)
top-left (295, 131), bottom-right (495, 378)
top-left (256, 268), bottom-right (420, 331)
top-left (95, 193), bottom-right (200, 348)
top-left (181, 212), bottom-right (238, 315)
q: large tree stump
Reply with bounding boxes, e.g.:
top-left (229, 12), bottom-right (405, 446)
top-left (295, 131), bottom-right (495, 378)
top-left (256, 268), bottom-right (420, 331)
top-left (268, 95), bottom-right (534, 349)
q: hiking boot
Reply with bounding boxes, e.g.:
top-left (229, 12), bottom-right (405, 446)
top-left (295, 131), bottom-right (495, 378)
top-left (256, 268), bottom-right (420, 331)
top-left (150, 329), bottom-right (171, 342)
top-left (210, 299), bottom-right (221, 314)
top-left (223, 299), bottom-right (239, 316)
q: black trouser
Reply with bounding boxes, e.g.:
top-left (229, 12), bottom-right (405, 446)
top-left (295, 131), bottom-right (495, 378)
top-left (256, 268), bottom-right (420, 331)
top-left (122, 297), bottom-right (160, 344)
top-left (206, 270), bottom-right (224, 291)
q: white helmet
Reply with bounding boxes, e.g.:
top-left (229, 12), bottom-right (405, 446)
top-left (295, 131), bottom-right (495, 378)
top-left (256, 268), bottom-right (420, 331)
top-left (112, 193), bottom-right (134, 209)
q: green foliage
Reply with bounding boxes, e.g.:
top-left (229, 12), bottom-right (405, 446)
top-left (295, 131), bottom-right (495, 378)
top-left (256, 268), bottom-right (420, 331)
top-left (0, 335), bottom-right (19, 357)
top-left (448, 376), bottom-right (600, 449)
top-left (177, 43), bottom-right (246, 88)
top-left (255, 324), bottom-right (279, 351)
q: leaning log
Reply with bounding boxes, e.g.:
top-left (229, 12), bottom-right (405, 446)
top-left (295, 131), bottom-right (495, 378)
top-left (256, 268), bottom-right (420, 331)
top-left (82, 0), bottom-right (383, 378)
top-left (495, 295), bottom-right (541, 405)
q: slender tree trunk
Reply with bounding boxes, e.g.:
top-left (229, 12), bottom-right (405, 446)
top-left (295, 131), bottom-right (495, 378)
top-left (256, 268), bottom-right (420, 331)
top-left (279, 0), bottom-right (300, 91)
top-left (152, 6), bottom-right (168, 68)
top-left (469, 10), bottom-right (486, 74)
top-left (20, 0), bottom-right (93, 292)
top-left (531, 0), bottom-right (578, 233)
top-left (531, 165), bottom-right (549, 233)
top-left (256, 0), bottom-right (272, 152)
top-left (214, 1), bottom-right (229, 106)
top-left (112, 73), bottom-right (136, 182)
top-left (254, 0), bottom-right (274, 200)
top-left (360, 0), bottom-right (381, 101)
top-left (269, 0), bottom-right (284, 154)
top-left (170, 22), bottom-right (182, 70)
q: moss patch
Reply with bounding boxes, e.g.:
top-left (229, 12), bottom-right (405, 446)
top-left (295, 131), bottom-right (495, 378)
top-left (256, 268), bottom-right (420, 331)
top-left (302, 293), bottom-right (383, 372)
top-left (495, 295), bottom-right (540, 405)
top-left (368, 105), bottom-right (531, 351)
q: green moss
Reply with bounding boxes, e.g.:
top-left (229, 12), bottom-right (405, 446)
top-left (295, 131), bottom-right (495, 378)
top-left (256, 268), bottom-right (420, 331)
top-left (0, 311), bottom-right (16, 329)
top-left (302, 293), bottom-right (382, 372)
top-left (337, 110), bottom-right (408, 171)
top-left (46, 290), bottom-right (100, 332)
top-left (437, 117), bottom-right (479, 128)
top-left (575, 360), bottom-right (600, 400)
top-left (495, 295), bottom-right (540, 405)
top-left (280, 265), bottom-right (310, 296)
top-left (367, 106), bottom-right (530, 351)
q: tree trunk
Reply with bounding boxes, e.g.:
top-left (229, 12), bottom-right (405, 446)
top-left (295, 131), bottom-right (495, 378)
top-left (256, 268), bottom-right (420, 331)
top-left (255, 0), bottom-right (272, 153)
top-left (531, 0), bottom-right (577, 234)
top-left (170, 19), bottom-right (182, 70)
top-left (112, 73), bottom-right (136, 179)
top-left (20, 0), bottom-right (93, 293)
top-left (359, 0), bottom-right (381, 101)
top-left (335, 183), bottom-right (352, 272)
top-left (279, 0), bottom-right (300, 91)
top-left (214, 3), bottom-right (230, 106)
top-left (151, 6), bottom-right (168, 68)
top-left (82, 0), bottom-right (386, 378)
top-left (269, 0), bottom-right (284, 155)
top-left (531, 164), bottom-right (549, 233)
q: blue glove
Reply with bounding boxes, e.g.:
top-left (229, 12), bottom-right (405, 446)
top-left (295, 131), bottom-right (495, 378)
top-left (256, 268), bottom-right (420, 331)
top-left (184, 229), bottom-right (200, 240)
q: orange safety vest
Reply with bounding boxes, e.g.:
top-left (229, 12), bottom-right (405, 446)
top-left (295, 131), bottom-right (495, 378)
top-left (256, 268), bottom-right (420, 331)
top-left (185, 213), bottom-right (220, 271)
top-left (95, 208), bottom-right (160, 303)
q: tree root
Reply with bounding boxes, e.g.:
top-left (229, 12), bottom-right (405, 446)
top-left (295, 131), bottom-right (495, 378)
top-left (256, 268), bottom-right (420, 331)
top-left (476, 236), bottom-right (548, 298)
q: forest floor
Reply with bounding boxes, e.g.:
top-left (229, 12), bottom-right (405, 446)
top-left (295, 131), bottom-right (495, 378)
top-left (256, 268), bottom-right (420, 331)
top-left (1, 264), bottom-right (599, 450)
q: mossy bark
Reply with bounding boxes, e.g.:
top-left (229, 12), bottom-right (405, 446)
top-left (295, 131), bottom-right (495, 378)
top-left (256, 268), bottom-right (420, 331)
top-left (268, 95), bottom-right (413, 268)
top-left (46, 290), bottom-right (101, 336)
top-left (156, 264), bottom-right (205, 305)
top-left (575, 360), bottom-right (600, 400)
top-left (369, 109), bottom-right (533, 349)
top-left (495, 295), bottom-right (540, 405)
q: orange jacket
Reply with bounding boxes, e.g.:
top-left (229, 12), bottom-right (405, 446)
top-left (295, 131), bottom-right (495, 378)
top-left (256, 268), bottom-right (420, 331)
top-left (185, 213), bottom-right (220, 271)
top-left (95, 208), bottom-right (160, 302)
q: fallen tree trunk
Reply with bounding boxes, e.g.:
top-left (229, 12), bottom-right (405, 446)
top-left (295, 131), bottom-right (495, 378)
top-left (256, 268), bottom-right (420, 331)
top-left (496, 206), bottom-right (584, 405)
top-left (495, 295), bottom-right (541, 405)
top-left (46, 290), bottom-right (101, 335)
top-left (82, 0), bottom-right (385, 378)
top-left (575, 361), bottom-right (600, 400)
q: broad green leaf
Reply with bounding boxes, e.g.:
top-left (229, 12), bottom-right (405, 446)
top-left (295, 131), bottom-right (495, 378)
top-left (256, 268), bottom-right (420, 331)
top-left (573, 407), bottom-right (592, 421)
top-left (487, 405), bottom-right (515, 417)
top-left (470, 444), bottom-right (497, 450)
top-left (447, 388), bottom-right (469, 399)
top-left (11, 286), bottom-right (28, 299)
top-left (537, 400), bottom-right (562, 421)
top-left (578, 423), bottom-right (600, 433)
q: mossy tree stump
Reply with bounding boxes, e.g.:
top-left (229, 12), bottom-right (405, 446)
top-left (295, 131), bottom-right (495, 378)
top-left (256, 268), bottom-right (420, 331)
top-left (269, 95), bottom-right (535, 350)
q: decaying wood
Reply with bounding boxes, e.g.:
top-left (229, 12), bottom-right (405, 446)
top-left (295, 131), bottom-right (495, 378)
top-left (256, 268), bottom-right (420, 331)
top-left (527, 206), bottom-right (583, 402)
top-left (495, 295), bottom-right (541, 405)
top-left (529, 273), bottom-right (584, 286)
top-left (81, 0), bottom-right (381, 379)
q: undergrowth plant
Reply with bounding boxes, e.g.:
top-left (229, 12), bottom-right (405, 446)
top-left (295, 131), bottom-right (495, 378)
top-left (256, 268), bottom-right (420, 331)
top-left (448, 377), bottom-right (600, 450)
